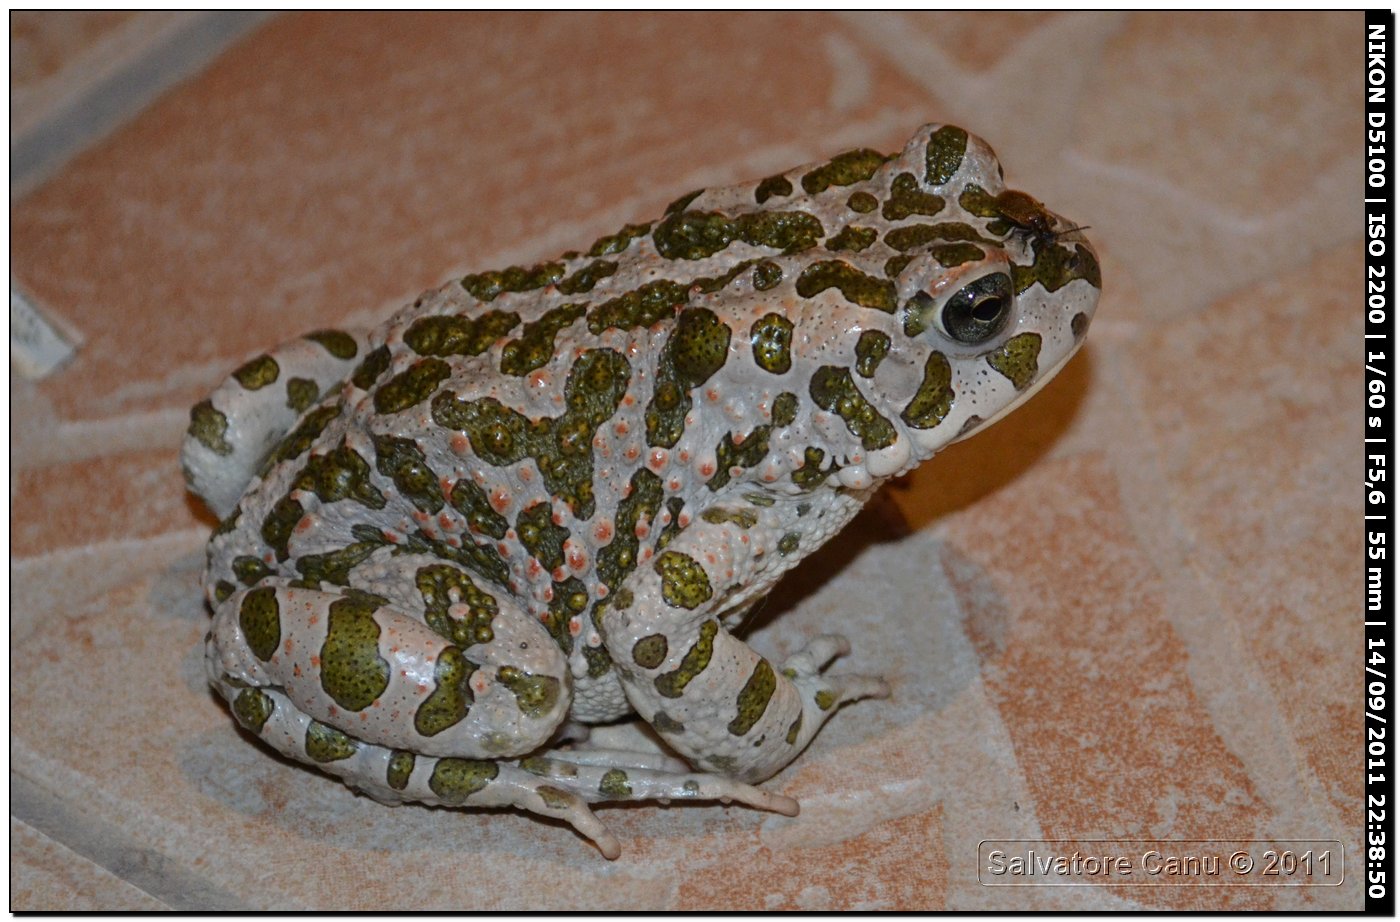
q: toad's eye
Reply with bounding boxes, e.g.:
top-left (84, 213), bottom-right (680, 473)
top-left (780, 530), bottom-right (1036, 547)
top-left (941, 273), bottom-right (1013, 344)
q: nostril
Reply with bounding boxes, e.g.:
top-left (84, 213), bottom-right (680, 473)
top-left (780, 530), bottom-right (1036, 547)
top-left (1071, 312), bottom-right (1089, 339)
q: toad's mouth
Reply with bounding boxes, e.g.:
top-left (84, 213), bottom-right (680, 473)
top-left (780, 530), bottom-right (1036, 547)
top-left (950, 335), bottom-right (1087, 444)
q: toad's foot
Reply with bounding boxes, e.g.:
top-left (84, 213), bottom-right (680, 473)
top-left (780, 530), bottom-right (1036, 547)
top-left (780, 633), bottom-right (892, 709)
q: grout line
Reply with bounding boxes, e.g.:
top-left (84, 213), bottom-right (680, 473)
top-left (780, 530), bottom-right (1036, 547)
top-left (11, 11), bottom-right (278, 199)
top-left (10, 769), bottom-right (249, 911)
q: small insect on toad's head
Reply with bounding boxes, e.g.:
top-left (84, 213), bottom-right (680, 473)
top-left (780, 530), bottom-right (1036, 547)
top-left (878, 124), bottom-right (1101, 466)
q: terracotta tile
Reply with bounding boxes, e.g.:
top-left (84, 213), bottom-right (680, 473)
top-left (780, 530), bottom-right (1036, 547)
top-left (1122, 245), bottom-right (1361, 834)
top-left (679, 806), bottom-right (947, 910)
top-left (11, 447), bottom-right (196, 557)
top-left (938, 453), bottom-right (1275, 909)
top-left (1079, 12), bottom-right (1356, 219)
top-left (890, 11), bottom-right (1060, 71)
top-left (9, 818), bottom-right (167, 911)
top-left (10, 11), bottom-right (140, 89)
top-left (12, 11), bottom-right (931, 425)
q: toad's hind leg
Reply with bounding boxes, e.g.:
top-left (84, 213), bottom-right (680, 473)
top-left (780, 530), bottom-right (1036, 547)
top-left (212, 680), bottom-right (627, 858)
top-left (207, 583), bottom-right (571, 760)
top-left (183, 328), bottom-right (368, 518)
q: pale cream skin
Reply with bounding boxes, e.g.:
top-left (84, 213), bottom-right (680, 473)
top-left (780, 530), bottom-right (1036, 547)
top-left (183, 124), bottom-right (1100, 858)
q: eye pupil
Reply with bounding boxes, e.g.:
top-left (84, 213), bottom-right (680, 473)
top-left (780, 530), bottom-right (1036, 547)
top-left (941, 273), bottom-right (1013, 344)
top-left (971, 295), bottom-right (1005, 323)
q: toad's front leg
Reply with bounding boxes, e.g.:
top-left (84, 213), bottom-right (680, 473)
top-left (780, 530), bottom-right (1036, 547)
top-left (605, 514), bottom-right (889, 784)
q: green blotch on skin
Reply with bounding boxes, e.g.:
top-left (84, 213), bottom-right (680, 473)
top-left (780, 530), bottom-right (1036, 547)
top-left (213, 580), bottom-right (236, 603)
top-left (707, 425), bottom-right (772, 491)
top-left (415, 646), bottom-right (475, 736)
top-left (188, 400), bottom-right (233, 455)
top-left (261, 497), bottom-right (302, 562)
top-left (1012, 241), bottom-right (1102, 294)
top-left (1072, 311), bottom-right (1090, 339)
top-left (884, 255), bottom-right (914, 279)
top-left (233, 354), bottom-right (279, 390)
top-left (517, 502), bottom-right (569, 572)
top-left (588, 279), bottom-right (688, 333)
top-left (232, 555), bottom-right (272, 586)
top-left (801, 148), bottom-right (888, 194)
top-left (584, 643), bottom-right (612, 678)
top-left (925, 125), bottom-right (969, 186)
top-left (556, 259), bottom-right (618, 295)
top-left (239, 586), bottom-right (281, 661)
top-left (752, 260), bottom-right (783, 291)
top-left (304, 329), bottom-right (359, 360)
top-left (957, 185), bottom-right (1001, 218)
top-left (461, 262), bottom-right (564, 302)
top-left (285, 377), bottom-right (319, 413)
top-left (416, 564), bottom-right (498, 647)
top-left (778, 533), bottom-right (800, 556)
top-left (902, 352), bottom-right (955, 429)
top-left (655, 550), bottom-right (713, 610)
top-left (728, 658), bottom-right (776, 736)
top-left (750, 313), bottom-right (794, 375)
top-left (449, 478), bottom-right (509, 540)
top-left (666, 190), bottom-right (704, 213)
top-left (654, 619), bottom-right (719, 698)
top-left (654, 496), bottom-right (686, 551)
top-left (884, 221), bottom-right (994, 253)
top-left (809, 366), bottom-right (897, 450)
top-left (882, 172), bottom-right (945, 221)
top-left (496, 666), bottom-right (561, 719)
top-left (772, 392), bottom-right (798, 427)
top-left (632, 633), bottom-right (669, 670)
top-left (596, 468), bottom-right (664, 595)
top-left (854, 329), bottom-right (890, 378)
top-left (387, 751), bottom-right (415, 790)
top-left (902, 292), bottom-right (934, 338)
top-left (305, 721), bottom-right (358, 762)
top-left (652, 710), bottom-right (685, 734)
top-left (404, 311), bottom-right (520, 358)
top-left (500, 303), bottom-right (586, 376)
top-left (735, 210), bottom-right (824, 254)
top-left (794, 260), bottom-right (897, 313)
top-left (645, 308), bottom-right (731, 448)
top-left (428, 758), bottom-right (499, 804)
top-left (588, 222), bottom-right (652, 257)
top-left (373, 434), bottom-right (443, 514)
top-left (651, 210), bottom-right (733, 260)
top-left (373, 358), bottom-right (452, 415)
top-left (986, 332), bottom-right (1042, 391)
top-left (743, 492), bottom-right (776, 507)
top-left (700, 506), bottom-right (759, 528)
top-left (825, 225), bottom-right (877, 253)
top-left (847, 191), bottom-right (878, 213)
top-left (519, 756), bottom-right (554, 777)
top-left (791, 447), bottom-right (839, 491)
top-left (755, 174), bottom-right (793, 203)
top-left (541, 576), bottom-right (588, 654)
top-left (814, 690), bottom-right (836, 711)
top-left (291, 438), bottom-right (386, 509)
top-left (294, 540), bottom-right (380, 589)
top-left (651, 209), bottom-right (824, 261)
top-left (599, 769), bottom-right (632, 798)
top-left (393, 525), bottom-right (511, 589)
top-left (351, 345), bottom-right (391, 391)
top-left (232, 687), bottom-right (274, 733)
top-left (433, 348), bottom-right (631, 519)
top-left (319, 593), bottom-right (391, 712)
top-left (931, 243), bottom-right (986, 267)
top-left (786, 714), bottom-right (803, 745)
top-left (535, 785), bottom-right (574, 809)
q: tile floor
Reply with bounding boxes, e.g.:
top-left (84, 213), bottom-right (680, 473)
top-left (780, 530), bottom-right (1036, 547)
top-left (9, 11), bottom-right (1364, 910)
